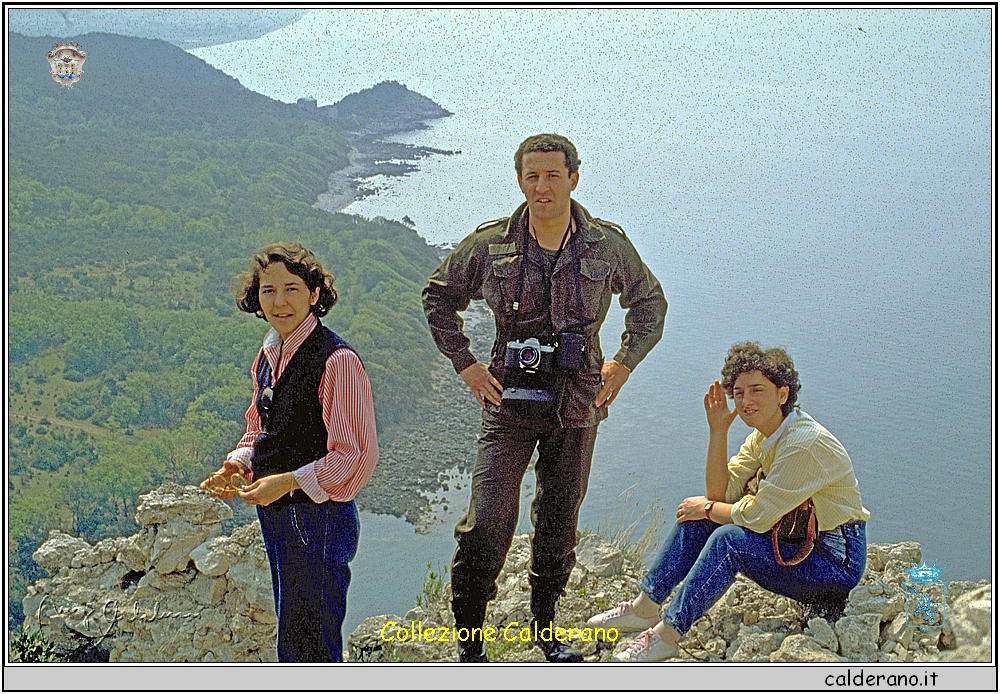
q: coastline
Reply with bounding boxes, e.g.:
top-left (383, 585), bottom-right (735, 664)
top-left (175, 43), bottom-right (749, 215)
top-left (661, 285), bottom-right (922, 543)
top-left (314, 136), bottom-right (459, 215)
top-left (312, 120), bottom-right (486, 529)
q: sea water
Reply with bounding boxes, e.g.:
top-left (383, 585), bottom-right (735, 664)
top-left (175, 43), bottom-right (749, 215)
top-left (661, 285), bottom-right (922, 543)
top-left (195, 9), bottom-right (992, 634)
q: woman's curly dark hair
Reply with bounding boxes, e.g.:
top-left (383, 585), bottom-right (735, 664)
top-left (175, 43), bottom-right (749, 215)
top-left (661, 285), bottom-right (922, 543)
top-left (720, 342), bottom-right (800, 417)
top-left (234, 242), bottom-right (338, 319)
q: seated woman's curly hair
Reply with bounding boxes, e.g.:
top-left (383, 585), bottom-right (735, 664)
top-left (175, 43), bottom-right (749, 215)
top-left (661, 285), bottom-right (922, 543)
top-left (234, 242), bottom-right (338, 319)
top-left (720, 342), bottom-right (801, 417)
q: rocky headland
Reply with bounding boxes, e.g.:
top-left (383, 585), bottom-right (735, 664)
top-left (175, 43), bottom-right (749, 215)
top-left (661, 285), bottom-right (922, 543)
top-left (311, 81), bottom-right (460, 214)
top-left (18, 483), bottom-right (992, 663)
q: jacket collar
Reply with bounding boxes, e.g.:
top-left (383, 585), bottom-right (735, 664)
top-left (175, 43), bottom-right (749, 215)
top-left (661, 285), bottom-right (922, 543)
top-left (503, 199), bottom-right (605, 261)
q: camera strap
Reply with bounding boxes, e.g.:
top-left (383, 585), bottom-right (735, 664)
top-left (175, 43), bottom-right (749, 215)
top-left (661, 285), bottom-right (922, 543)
top-left (505, 218), bottom-right (586, 346)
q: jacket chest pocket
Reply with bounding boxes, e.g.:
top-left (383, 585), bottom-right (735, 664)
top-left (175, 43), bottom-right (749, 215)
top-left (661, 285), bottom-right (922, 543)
top-left (573, 258), bottom-right (612, 324)
top-left (489, 254), bottom-right (543, 320)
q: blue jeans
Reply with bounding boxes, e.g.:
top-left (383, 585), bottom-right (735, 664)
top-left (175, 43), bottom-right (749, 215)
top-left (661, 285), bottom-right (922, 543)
top-left (257, 498), bottom-right (359, 662)
top-left (638, 519), bottom-right (866, 635)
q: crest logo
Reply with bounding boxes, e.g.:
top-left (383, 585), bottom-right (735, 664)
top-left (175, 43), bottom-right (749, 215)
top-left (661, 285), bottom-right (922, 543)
top-left (46, 42), bottom-right (87, 88)
top-left (903, 561), bottom-right (947, 631)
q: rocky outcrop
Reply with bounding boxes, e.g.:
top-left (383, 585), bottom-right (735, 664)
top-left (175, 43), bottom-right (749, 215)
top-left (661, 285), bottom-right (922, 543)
top-left (22, 483), bottom-right (277, 662)
top-left (347, 535), bottom-right (992, 663)
top-left (21, 486), bottom-right (992, 663)
top-left (325, 81), bottom-right (452, 137)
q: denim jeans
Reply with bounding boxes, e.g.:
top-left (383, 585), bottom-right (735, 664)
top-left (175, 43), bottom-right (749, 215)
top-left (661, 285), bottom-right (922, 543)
top-left (257, 497), bottom-right (359, 662)
top-left (638, 519), bottom-right (866, 635)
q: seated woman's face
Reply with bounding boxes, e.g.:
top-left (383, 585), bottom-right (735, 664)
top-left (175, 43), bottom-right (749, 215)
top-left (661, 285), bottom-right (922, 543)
top-left (258, 262), bottom-right (320, 340)
top-left (732, 370), bottom-right (789, 435)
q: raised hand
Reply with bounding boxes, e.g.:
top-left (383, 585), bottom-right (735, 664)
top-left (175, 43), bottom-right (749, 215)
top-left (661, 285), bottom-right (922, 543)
top-left (704, 380), bottom-right (738, 432)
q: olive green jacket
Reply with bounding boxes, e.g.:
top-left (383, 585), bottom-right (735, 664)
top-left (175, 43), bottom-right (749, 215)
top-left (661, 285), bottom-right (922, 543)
top-left (422, 200), bottom-right (667, 428)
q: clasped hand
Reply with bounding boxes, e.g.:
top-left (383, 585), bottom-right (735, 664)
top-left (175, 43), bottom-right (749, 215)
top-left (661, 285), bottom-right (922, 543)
top-left (200, 460), bottom-right (250, 499)
top-left (201, 463), bottom-right (299, 506)
top-left (676, 495), bottom-right (710, 523)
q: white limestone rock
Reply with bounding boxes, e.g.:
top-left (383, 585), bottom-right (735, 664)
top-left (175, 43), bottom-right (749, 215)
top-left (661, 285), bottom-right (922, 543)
top-left (189, 537), bottom-right (232, 577)
top-left (865, 542), bottom-right (922, 572)
top-left (845, 582), bottom-right (905, 621)
top-left (943, 584), bottom-right (991, 658)
top-left (117, 530), bottom-right (155, 572)
top-left (727, 627), bottom-right (777, 662)
top-left (575, 534), bottom-right (624, 578)
top-left (805, 617), bottom-right (839, 653)
top-left (150, 521), bottom-right (221, 574)
top-left (133, 483), bottom-right (232, 528)
top-left (32, 531), bottom-right (92, 574)
top-left (769, 634), bottom-right (843, 662)
top-left (835, 613), bottom-right (881, 661)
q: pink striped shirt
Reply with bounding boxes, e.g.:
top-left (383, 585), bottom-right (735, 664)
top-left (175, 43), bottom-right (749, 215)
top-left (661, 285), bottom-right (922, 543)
top-left (227, 313), bottom-right (378, 503)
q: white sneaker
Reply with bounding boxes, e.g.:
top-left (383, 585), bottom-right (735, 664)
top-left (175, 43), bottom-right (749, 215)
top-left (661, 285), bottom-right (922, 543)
top-left (614, 628), bottom-right (679, 663)
top-left (586, 601), bottom-right (659, 632)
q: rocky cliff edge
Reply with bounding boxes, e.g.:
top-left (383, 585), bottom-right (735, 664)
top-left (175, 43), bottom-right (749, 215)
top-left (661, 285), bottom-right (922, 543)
top-left (20, 483), bottom-right (992, 663)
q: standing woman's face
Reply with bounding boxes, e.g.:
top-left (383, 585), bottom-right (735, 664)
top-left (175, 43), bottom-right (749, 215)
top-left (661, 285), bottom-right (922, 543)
top-left (258, 262), bottom-right (319, 340)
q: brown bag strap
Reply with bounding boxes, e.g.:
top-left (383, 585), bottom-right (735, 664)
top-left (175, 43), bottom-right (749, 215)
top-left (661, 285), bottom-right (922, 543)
top-left (772, 500), bottom-right (817, 567)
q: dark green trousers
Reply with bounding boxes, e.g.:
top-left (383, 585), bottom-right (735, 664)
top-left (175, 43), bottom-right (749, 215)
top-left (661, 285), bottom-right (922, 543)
top-left (451, 402), bottom-right (598, 631)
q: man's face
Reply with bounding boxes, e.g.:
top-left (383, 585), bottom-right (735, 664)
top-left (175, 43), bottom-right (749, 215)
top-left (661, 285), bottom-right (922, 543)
top-left (732, 370), bottom-right (789, 435)
top-left (517, 151), bottom-right (579, 223)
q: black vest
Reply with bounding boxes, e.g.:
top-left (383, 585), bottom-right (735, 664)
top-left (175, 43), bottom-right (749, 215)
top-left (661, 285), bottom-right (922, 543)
top-left (250, 324), bottom-right (354, 480)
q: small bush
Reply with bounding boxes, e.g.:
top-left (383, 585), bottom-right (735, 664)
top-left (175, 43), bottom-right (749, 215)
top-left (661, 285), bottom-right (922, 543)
top-left (9, 626), bottom-right (60, 662)
top-left (415, 562), bottom-right (448, 608)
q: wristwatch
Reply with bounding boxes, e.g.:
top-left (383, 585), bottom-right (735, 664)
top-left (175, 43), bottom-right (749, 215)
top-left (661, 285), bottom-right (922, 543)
top-left (704, 501), bottom-right (716, 520)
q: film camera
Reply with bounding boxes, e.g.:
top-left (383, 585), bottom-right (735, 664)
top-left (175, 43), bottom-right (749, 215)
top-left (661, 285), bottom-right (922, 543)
top-left (500, 332), bottom-right (586, 417)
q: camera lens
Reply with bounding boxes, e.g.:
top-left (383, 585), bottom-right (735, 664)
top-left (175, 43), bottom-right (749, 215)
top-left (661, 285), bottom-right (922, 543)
top-left (518, 346), bottom-right (539, 368)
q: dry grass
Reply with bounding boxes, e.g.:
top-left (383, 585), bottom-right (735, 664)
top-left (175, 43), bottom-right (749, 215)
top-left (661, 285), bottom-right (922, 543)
top-left (596, 481), bottom-right (666, 571)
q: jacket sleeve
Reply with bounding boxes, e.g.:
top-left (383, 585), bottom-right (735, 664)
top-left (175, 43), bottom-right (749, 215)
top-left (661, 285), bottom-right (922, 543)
top-left (421, 233), bottom-right (488, 374)
top-left (610, 232), bottom-right (667, 372)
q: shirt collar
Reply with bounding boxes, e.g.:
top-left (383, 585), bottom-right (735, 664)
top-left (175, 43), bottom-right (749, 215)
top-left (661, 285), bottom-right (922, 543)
top-left (761, 408), bottom-right (799, 451)
top-left (263, 312), bottom-right (318, 353)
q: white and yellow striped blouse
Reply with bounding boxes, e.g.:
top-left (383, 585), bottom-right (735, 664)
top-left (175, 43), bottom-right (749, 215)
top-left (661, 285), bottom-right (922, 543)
top-left (725, 410), bottom-right (870, 533)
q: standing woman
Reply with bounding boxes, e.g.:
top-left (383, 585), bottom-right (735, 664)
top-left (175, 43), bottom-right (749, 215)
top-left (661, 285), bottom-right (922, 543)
top-left (201, 242), bottom-right (378, 662)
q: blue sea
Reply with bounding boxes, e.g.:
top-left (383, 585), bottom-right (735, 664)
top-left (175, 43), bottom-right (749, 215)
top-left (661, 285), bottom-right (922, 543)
top-left (194, 8), bottom-right (994, 635)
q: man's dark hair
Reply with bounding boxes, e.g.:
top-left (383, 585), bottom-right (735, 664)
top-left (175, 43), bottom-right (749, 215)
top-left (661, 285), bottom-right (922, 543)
top-left (721, 342), bottom-right (801, 417)
top-left (234, 241), bottom-right (338, 319)
top-left (514, 133), bottom-right (581, 176)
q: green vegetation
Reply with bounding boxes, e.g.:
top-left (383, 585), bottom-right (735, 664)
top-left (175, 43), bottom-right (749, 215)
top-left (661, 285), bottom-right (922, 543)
top-left (8, 626), bottom-right (61, 663)
top-left (7, 32), bottom-right (445, 629)
top-left (415, 562), bottom-right (449, 608)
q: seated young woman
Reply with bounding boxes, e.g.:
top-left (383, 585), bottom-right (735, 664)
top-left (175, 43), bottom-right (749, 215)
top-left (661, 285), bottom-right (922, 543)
top-left (588, 342), bottom-right (869, 662)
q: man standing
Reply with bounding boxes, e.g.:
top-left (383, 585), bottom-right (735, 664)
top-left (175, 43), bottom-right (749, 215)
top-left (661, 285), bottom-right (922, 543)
top-left (422, 134), bottom-right (667, 662)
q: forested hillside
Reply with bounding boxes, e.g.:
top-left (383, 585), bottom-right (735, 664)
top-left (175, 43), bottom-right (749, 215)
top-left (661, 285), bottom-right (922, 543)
top-left (7, 32), bottom-right (444, 628)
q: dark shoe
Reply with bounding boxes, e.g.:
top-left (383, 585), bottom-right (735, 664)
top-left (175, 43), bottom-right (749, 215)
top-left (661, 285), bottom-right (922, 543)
top-left (536, 636), bottom-right (584, 663)
top-left (803, 597), bottom-right (847, 623)
top-left (458, 641), bottom-right (489, 663)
